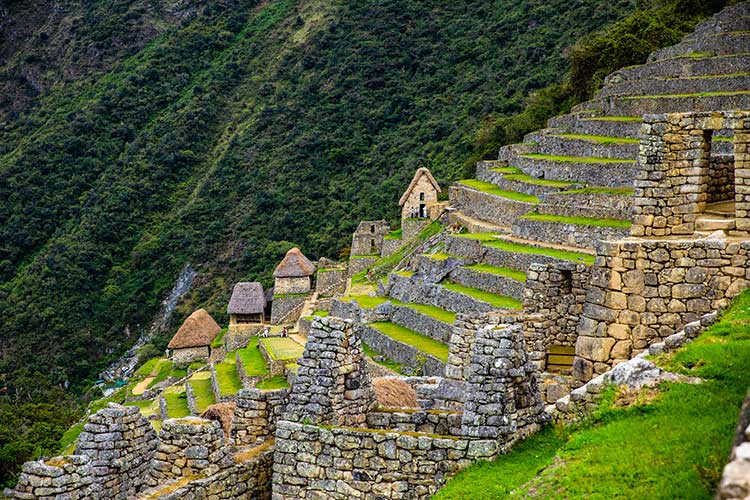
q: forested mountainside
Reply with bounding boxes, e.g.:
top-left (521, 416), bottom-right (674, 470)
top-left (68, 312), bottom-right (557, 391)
top-left (0, 0), bottom-right (732, 487)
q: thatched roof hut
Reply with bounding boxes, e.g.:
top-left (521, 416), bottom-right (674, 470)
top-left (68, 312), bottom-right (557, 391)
top-left (168, 308), bottom-right (222, 349)
top-left (398, 167), bottom-right (441, 207)
top-left (273, 247), bottom-right (315, 278)
top-left (227, 282), bottom-right (265, 315)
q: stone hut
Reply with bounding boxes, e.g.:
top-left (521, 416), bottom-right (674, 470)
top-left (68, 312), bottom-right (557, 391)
top-left (399, 167), bottom-right (441, 219)
top-left (351, 220), bottom-right (390, 256)
top-left (273, 247), bottom-right (315, 295)
top-left (228, 282), bottom-right (266, 326)
top-left (167, 308), bottom-right (221, 364)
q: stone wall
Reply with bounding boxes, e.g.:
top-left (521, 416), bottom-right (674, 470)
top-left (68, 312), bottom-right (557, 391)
top-left (273, 276), bottom-right (311, 295)
top-left (284, 317), bottom-right (376, 427)
top-left (271, 421), bottom-right (494, 500)
top-left (381, 238), bottom-right (402, 257)
top-left (391, 304), bottom-right (453, 343)
top-left (270, 295), bottom-right (307, 325)
top-left (574, 238), bottom-right (750, 380)
top-left (401, 218), bottom-right (429, 241)
top-left (708, 154), bottom-right (735, 204)
top-left (224, 324), bottom-right (262, 352)
top-left (232, 388), bottom-right (289, 447)
top-left (631, 111), bottom-right (750, 237)
top-left (360, 324), bottom-right (445, 377)
top-left (172, 346), bottom-right (210, 365)
top-left (366, 409), bottom-right (462, 435)
top-left (449, 266), bottom-right (525, 300)
top-left (511, 218), bottom-right (629, 250)
top-left (348, 256), bottom-right (377, 276)
top-left (524, 262), bottom-right (590, 350)
top-left (315, 268), bottom-right (347, 296)
top-left (351, 220), bottom-right (390, 256)
top-left (5, 456), bottom-right (93, 499)
top-left (717, 389), bottom-right (750, 500)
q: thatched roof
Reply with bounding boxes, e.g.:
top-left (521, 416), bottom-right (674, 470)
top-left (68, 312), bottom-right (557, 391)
top-left (399, 167), bottom-right (441, 206)
top-left (373, 377), bottom-right (419, 408)
top-left (168, 309), bottom-right (221, 349)
top-left (201, 402), bottom-right (236, 437)
top-left (227, 282), bottom-right (265, 315)
top-left (273, 247), bottom-right (315, 278)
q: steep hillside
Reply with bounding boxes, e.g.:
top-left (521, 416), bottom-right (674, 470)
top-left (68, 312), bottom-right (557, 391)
top-left (0, 0), bottom-right (637, 401)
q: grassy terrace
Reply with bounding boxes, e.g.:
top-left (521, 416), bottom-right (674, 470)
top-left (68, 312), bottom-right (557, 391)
top-left (422, 252), bottom-right (460, 261)
top-left (553, 133), bottom-right (639, 144)
top-left (455, 233), bottom-right (595, 265)
top-left (625, 90), bottom-right (750, 99)
top-left (489, 166), bottom-right (522, 174)
top-left (396, 301), bottom-right (457, 324)
top-left (256, 375), bottom-right (289, 391)
top-left (237, 337), bottom-right (269, 377)
top-left (341, 295), bottom-right (388, 308)
top-left (503, 172), bottom-right (576, 188)
top-left (436, 291), bottom-right (750, 499)
top-left (211, 327), bottom-right (227, 348)
top-left (457, 179), bottom-right (539, 203)
top-left (188, 372), bottom-right (216, 413)
top-left (519, 154), bottom-right (635, 163)
top-left (261, 337), bottom-right (305, 361)
top-left (163, 387), bottom-right (190, 418)
top-left (441, 283), bottom-right (522, 309)
top-left (582, 115), bottom-right (642, 122)
top-left (214, 353), bottom-right (243, 396)
top-left (363, 342), bottom-right (405, 374)
top-left (465, 263), bottom-right (526, 282)
top-left (521, 213), bottom-right (632, 229)
top-left (368, 322), bottom-right (449, 362)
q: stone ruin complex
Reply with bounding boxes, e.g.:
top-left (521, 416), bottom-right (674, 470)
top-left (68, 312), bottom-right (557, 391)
top-left (8, 4), bottom-right (750, 499)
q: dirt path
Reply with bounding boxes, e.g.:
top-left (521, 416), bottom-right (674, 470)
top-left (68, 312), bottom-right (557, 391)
top-left (131, 377), bottom-right (154, 395)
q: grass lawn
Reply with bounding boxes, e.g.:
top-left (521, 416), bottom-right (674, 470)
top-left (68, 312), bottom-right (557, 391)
top-left (465, 263), bottom-right (527, 282)
top-left (124, 399), bottom-right (159, 418)
top-left (188, 372), bottom-right (216, 413)
top-left (237, 337), bottom-right (269, 377)
top-left (442, 283), bottom-right (522, 310)
top-left (554, 133), bottom-right (639, 144)
top-left (489, 166), bottom-right (523, 174)
top-left (59, 422), bottom-right (85, 454)
top-left (384, 228), bottom-right (403, 240)
top-left (257, 375), bottom-right (290, 390)
top-left (135, 357), bottom-right (161, 377)
top-left (211, 327), bottom-right (227, 348)
top-left (342, 295), bottom-right (388, 309)
top-left (262, 337), bottom-right (305, 361)
top-left (521, 213), bottom-right (632, 229)
top-left (395, 301), bottom-right (457, 324)
top-left (561, 186), bottom-right (634, 196)
top-left (163, 387), bottom-right (190, 418)
top-left (368, 322), bottom-right (449, 362)
top-left (520, 154), bottom-right (634, 163)
top-left (312, 310), bottom-right (329, 317)
top-left (394, 270), bottom-right (414, 277)
top-left (362, 342), bottom-right (406, 374)
top-left (436, 291), bottom-right (750, 499)
top-left (503, 172), bottom-right (576, 188)
top-left (582, 116), bottom-right (641, 122)
top-left (214, 354), bottom-right (243, 396)
top-left (423, 252), bottom-right (458, 261)
top-left (458, 179), bottom-right (539, 204)
top-left (453, 233), bottom-right (595, 265)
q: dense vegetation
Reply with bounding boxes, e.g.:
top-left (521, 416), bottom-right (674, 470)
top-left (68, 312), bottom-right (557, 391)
top-left (436, 291), bottom-right (750, 499)
top-left (0, 0), bottom-right (733, 488)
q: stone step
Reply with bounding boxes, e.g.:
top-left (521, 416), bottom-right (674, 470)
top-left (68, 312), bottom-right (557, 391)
top-left (361, 323), bottom-right (446, 377)
top-left (447, 210), bottom-right (509, 234)
top-left (510, 213), bottom-right (632, 250)
top-left (538, 188), bottom-right (634, 221)
top-left (548, 113), bottom-right (643, 138)
top-left (513, 154), bottom-right (637, 187)
top-left (680, 4), bottom-right (750, 42)
top-left (448, 183), bottom-right (537, 226)
top-left (604, 53), bottom-right (750, 84)
top-left (649, 31), bottom-right (750, 63)
top-left (525, 131), bottom-right (639, 159)
top-left (448, 264), bottom-right (526, 300)
top-left (476, 165), bottom-right (577, 196)
top-left (572, 91), bottom-right (750, 117)
top-left (598, 73), bottom-right (750, 99)
top-left (443, 233), bottom-right (595, 271)
top-left (695, 217), bottom-right (736, 231)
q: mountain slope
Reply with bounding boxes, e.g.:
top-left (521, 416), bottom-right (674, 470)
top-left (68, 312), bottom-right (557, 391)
top-left (0, 0), bottom-right (637, 398)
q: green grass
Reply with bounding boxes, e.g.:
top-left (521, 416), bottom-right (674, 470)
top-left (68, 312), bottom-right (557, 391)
top-left (384, 228), bottom-right (403, 240)
top-left (489, 166), bottom-right (523, 174)
top-left (441, 283), bottom-right (522, 309)
top-left (394, 301), bottom-right (457, 324)
top-left (163, 388), bottom-right (190, 419)
top-left (666, 71), bottom-right (750, 80)
top-left (362, 342), bottom-right (406, 374)
top-left (465, 263), bottom-right (526, 282)
top-left (124, 399), bottom-right (159, 418)
top-left (188, 373), bottom-right (216, 413)
top-left (521, 212), bottom-right (632, 229)
top-left (503, 172), bottom-right (577, 188)
top-left (627, 90), bottom-right (750, 99)
top-left (393, 270), bottom-right (414, 277)
top-left (554, 133), bottom-right (639, 144)
top-left (261, 337), bottom-right (305, 361)
top-left (561, 186), bottom-right (635, 196)
top-left (214, 353), bottom-right (243, 396)
top-left (211, 327), bottom-right (227, 348)
top-left (454, 233), bottom-right (595, 264)
top-left (458, 179), bottom-right (539, 203)
top-left (423, 252), bottom-right (456, 261)
top-left (349, 254), bottom-right (380, 259)
top-left (582, 116), bottom-right (642, 122)
top-left (368, 322), bottom-right (449, 362)
top-left (341, 295), bottom-right (388, 309)
top-left (135, 357), bottom-right (160, 377)
top-left (145, 359), bottom-right (183, 390)
top-left (58, 422), bottom-right (85, 454)
top-left (437, 291), bottom-right (750, 499)
top-left (256, 375), bottom-right (290, 391)
top-left (237, 337), bottom-right (269, 377)
top-left (519, 154), bottom-right (635, 163)
top-left (188, 361), bottom-right (205, 370)
top-left (312, 310), bottom-right (329, 317)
